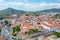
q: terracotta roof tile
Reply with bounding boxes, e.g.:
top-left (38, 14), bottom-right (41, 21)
top-left (23, 23), bottom-right (31, 28)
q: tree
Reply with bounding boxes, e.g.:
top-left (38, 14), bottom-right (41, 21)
top-left (4, 20), bottom-right (9, 26)
top-left (0, 27), bottom-right (2, 33)
top-left (55, 32), bottom-right (60, 38)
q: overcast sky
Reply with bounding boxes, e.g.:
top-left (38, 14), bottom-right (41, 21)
top-left (0, 0), bottom-right (60, 11)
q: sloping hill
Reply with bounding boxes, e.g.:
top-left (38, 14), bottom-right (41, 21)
top-left (0, 8), bottom-right (60, 19)
top-left (40, 8), bottom-right (60, 13)
top-left (0, 8), bottom-right (28, 18)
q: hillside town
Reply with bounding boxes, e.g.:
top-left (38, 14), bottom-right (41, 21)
top-left (0, 13), bottom-right (60, 40)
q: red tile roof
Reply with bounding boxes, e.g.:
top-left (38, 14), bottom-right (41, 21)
top-left (56, 22), bottom-right (60, 26)
top-left (23, 23), bottom-right (31, 28)
top-left (0, 35), bottom-right (6, 40)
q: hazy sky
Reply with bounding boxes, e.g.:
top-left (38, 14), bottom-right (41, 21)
top-left (0, 0), bottom-right (60, 11)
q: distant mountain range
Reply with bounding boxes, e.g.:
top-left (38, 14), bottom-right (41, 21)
top-left (0, 8), bottom-right (60, 19)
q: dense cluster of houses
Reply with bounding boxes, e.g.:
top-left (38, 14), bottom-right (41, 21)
top-left (9, 14), bottom-right (60, 31)
top-left (0, 14), bottom-right (60, 40)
